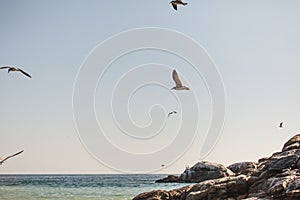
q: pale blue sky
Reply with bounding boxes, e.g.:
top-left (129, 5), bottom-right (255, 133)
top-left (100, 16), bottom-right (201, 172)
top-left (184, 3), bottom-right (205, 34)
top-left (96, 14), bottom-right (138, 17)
top-left (1, 0), bottom-right (300, 173)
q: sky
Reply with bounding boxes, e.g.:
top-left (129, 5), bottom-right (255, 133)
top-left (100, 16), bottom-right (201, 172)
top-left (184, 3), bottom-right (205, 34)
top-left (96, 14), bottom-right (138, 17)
top-left (1, 0), bottom-right (300, 174)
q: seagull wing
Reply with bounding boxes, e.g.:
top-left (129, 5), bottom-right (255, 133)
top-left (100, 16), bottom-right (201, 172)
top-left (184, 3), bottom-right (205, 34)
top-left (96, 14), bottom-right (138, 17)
top-left (172, 69), bottom-right (182, 87)
top-left (171, 2), bottom-right (178, 10)
top-left (0, 66), bottom-right (11, 70)
top-left (18, 69), bottom-right (32, 78)
top-left (0, 150), bottom-right (24, 163)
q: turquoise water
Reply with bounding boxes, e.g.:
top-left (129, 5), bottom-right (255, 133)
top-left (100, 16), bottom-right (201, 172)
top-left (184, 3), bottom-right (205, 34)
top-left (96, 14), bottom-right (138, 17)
top-left (0, 174), bottom-right (189, 199)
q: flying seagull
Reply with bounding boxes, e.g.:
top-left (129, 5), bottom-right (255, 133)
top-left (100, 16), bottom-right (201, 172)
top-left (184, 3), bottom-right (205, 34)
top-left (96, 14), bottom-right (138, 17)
top-left (168, 111), bottom-right (177, 117)
top-left (0, 150), bottom-right (24, 165)
top-left (0, 66), bottom-right (32, 78)
top-left (170, 0), bottom-right (188, 11)
top-left (279, 122), bottom-right (283, 128)
top-left (171, 69), bottom-right (189, 90)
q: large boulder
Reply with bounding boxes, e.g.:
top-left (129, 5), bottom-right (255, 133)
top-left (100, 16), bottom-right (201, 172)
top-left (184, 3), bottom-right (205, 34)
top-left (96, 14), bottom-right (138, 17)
top-left (156, 161), bottom-right (234, 183)
top-left (283, 134), bottom-right (300, 151)
top-left (227, 162), bottom-right (258, 176)
top-left (252, 149), bottom-right (300, 179)
top-left (180, 161), bottom-right (235, 183)
top-left (183, 175), bottom-right (249, 200)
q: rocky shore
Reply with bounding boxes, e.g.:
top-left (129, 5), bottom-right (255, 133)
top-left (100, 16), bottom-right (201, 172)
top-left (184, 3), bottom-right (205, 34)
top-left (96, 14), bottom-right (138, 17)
top-left (133, 134), bottom-right (300, 200)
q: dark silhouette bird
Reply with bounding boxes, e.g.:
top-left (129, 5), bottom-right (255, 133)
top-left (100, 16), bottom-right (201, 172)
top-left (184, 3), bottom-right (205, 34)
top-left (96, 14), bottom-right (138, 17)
top-left (0, 150), bottom-right (24, 165)
top-left (171, 69), bottom-right (189, 90)
top-left (0, 66), bottom-right (32, 78)
top-left (279, 122), bottom-right (283, 128)
top-left (170, 0), bottom-right (188, 11)
top-left (168, 111), bottom-right (177, 117)
top-left (161, 164), bottom-right (165, 167)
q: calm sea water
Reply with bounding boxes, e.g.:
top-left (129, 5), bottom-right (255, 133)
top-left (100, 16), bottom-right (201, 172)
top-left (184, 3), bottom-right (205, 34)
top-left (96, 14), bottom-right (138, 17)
top-left (0, 174), bottom-right (189, 199)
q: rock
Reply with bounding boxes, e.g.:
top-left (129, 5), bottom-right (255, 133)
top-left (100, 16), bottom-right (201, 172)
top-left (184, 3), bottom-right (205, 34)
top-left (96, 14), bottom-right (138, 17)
top-left (155, 175), bottom-right (179, 183)
top-left (136, 175), bottom-right (249, 200)
top-left (227, 162), bottom-right (258, 176)
top-left (250, 149), bottom-right (300, 180)
top-left (133, 134), bottom-right (300, 200)
top-left (180, 161), bottom-right (235, 183)
top-left (156, 161), bottom-right (234, 183)
top-left (133, 185), bottom-right (191, 200)
top-left (184, 175), bottom-right (249, 200)
top-left (267, 175), bottom-right (295, 195)
top-left (248, 171), bottom-right (300, 199)
top-left (283, 134), bottom-right (300, 151)
top-left (286, 178), bottom-right (300, 198)
top-left (268, 153), bottom-right (300, 172)
top-left (132, 190), bottom-right (169, 200)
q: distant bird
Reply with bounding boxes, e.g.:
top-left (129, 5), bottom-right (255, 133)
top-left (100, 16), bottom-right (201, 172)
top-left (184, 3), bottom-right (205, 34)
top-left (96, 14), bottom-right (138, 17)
top-left (168, 111), bottom-right (177, 117)
top-left (161, 164), bottom-right (165, 167)
top-left (0, 150), bottom-right (24, 165)
top-left (0, 66), bottom-right (32, 78)
top-left (279, 122), bottom-right (283, 128)
top-left (170, 0), bottom-right (188, 11)
top-left (171, 69), bottom-right (189, 90)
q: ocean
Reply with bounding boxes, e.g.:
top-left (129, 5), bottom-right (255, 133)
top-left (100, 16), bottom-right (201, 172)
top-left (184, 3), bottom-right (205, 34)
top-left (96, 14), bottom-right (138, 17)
top-left (0, 174), bottom-right (189, 199)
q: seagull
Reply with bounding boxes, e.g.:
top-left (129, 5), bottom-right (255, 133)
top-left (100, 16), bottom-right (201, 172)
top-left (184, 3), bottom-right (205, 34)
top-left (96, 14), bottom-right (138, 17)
top-left (168, 111), bottom-right (177, 117)
top-left (171, 69), bottom-right (189, 90)
top-left (279, 122), bottom-right (283, 128)
top-left (0, 66), bottom-right (32, 78)
top-left (0, 150), bottom-right (24, 165)
top-left (170, 0), bottom-right (188, 11)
